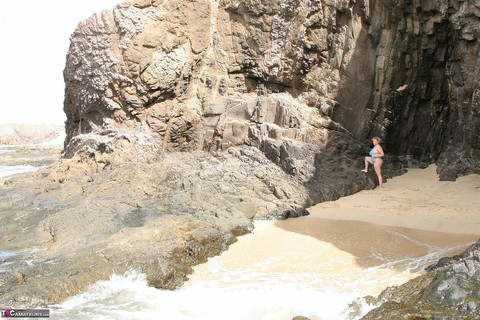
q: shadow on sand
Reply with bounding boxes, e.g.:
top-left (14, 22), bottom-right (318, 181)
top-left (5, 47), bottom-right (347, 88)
top-left (273, 215), bottom-right (477, 271)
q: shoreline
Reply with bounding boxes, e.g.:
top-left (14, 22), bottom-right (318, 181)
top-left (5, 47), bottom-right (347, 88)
top-left (307, 165), bottom-right (480, 236)
top-left (181, 166), bottom-right (480, 319)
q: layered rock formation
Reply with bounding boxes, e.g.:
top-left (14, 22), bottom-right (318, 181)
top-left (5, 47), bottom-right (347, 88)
top-left (62, 0), bottom-right (479, 180)
top-left (1, 0), bottom-right (479, 315)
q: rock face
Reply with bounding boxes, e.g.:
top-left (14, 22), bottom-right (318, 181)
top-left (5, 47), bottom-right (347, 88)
top-left (62, 0), bottom-right (480, 180)
top-left (1, 0), bottom-right (479, 312)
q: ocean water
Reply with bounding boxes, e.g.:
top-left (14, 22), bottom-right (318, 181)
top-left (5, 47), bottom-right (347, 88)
top-left (51, 270), bottom-right (369, 320)
top-left (49, 220), bottom-right (476, 320)
top-left (0, 165), bottom-right (38, 177)
top-left (0, 148), bottom-right (39, 177)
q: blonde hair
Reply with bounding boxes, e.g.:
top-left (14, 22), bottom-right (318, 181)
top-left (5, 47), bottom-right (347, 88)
top-left (372, 136), bottom-right (382, 144)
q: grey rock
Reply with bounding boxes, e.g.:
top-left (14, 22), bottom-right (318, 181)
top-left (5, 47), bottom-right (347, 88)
top-left (361, 240), bottom-right (480, 319)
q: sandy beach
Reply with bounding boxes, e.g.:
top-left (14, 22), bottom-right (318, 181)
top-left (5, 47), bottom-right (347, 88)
top-left (178, 165), bottom-right (480, 319)
top-left (307, 165), bottom-right (480, 235)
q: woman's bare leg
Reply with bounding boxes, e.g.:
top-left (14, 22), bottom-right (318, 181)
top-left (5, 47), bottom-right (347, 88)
top-left (362, 157), bottom-right (373, 172)
top-left (374, 161), bottom-right (383, 189)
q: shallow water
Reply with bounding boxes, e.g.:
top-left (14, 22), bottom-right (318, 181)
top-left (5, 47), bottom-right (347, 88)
top-left (0, 241), bottom-right (20, 271)
top-left (51, 219), bottom-right (477, 320)
top-left (0, 165), bottom-right (38, 177)
top-left (0, 147), bottom-right (42, 178)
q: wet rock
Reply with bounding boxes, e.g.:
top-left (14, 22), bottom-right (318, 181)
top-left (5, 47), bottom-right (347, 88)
top-left (361, 240), bottom-right (480, 320)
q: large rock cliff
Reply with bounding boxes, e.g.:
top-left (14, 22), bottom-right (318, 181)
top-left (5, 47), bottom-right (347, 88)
top-left (62, 0), bottom-right (480, 180)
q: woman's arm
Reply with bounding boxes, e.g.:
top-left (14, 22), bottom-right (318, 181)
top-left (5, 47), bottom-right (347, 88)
top-left (374, 146), bottom-right (384, 157)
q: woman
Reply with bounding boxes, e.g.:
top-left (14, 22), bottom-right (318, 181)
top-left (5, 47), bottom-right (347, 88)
top-left (361, 136), bottom-right (384, 189)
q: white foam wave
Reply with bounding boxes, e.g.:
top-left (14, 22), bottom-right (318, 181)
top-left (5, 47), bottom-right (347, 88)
top-left (51, 270), bottom-right (369, 320)
top-left (0, 165), bottom-right (39, 177)
top-left (50, 260), bottom-right (428, 320)
top-left (47, 241), bottom-right (474, 320)
top-left (366, 242), bottom-right (473, 273)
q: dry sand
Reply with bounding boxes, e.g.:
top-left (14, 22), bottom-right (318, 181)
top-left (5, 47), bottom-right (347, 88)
top-left (307, 165), bottom-right (480, 235)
